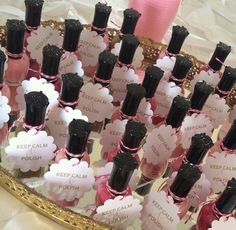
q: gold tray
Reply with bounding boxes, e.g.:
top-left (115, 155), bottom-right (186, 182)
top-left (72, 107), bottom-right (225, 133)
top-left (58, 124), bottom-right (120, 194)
top-left (0, 20), bottom-right (235, 229)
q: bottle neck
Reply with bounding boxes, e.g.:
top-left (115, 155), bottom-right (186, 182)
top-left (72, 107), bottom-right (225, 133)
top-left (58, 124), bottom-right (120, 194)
top-left (119, 110), bottom-right (136, 121)
top-left (65, 148), bottom-right (85, 160)
top-left (212, 202), bottom-right (233, 219)
top-left (6, 50), bottom-right (23, 59)
top-left (106, 181), bottom-right (129, 197)
top-left (118, 139), bottom-right (140, 154)
top-left (168, 187), bottom-right (186, 204)
top-left (220, 142), bottom-right (235, 154)
top-left (58, 98), bottom-right (78, 109)
top-left (23, 118), bottom-right (45, 132)
top-left (93, 75), bottom-right (110, 87)
top-left (91, 24), bottom-right (106, 36)
top-left (40, 72), bottom-right (59, 83)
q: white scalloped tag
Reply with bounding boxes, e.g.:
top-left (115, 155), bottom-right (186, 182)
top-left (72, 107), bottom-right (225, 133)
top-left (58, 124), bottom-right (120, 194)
top-left (110, 66), bottom-right (140, 102)
top-left (136, 98), bottom-right (153, 125)
top-left (78, 30), bottom-right (107, 67)
top-left (180, 113), bottom-right (213, 149)
top-left (202, 152), bottom-right (236, 193)
top-left (141, 191), bottom-right (180, 230)
top-left (94, 195), bottom-right (142, 229)
top-left (154, 81), bottom-right (182, 117)
top-left (77, 83), bottom-right (113, 123)
top-left (143, 124), bottom-right (177, 164)
top-left (99, 119), bottom-right (128, 158)
top-left (203, 94), bottom-right (229, 128)
top-left (44, 159), bottom-right (95, 201)
top-left (229, 104), bottom-right (236, 123)
top-left (111, 41), bottom-right (144, 68)
top-left (190, 70), bottom-right (221, 93)
top-left (27, 26), bottom-right (63, 65)
top-left (5, 129), bottom-right (56, 172)
top-left (155, 56), bottom-right (176, 81)
top-left (15, 77), bottom-right (59, 113)
top-left (94, 162), bottom-right (139, 191)
top-left (210, 217), bottom-right (236, 230)
top-left (0, 96), bottom-right (11, 129)
top-left (59, 54), bottom-right (84, 76)
top-left (187, 173), bottom-right (211, 208)
top-left (46, 107), bottom-right (88, 148)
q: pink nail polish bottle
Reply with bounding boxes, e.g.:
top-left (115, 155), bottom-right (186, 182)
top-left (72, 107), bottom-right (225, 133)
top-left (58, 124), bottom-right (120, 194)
top-left (106, 120), bottom-right (147, 163)
top-left (170, 133), bottom-right (213, 174)
top-left (62, 19), bottom-right (83, 61)
top-left (211, 119), bottom-right (236, 154)
top-left (83, 2), bottom-right (111, 77)
top-left (5, 19), bottom-right (29, 125)
top-left (136, 96), bottom-right (190, 196)
top-left (152, 56), bottom-right (192, 125)
top-left (0, 50), bottom-right (10, 99)
top-left (55, 119), bottom-right (91, 165)
top-left (111, 83), bottom-right (146, 122)
top-left (200, 42), bottom-right (231, 74)
top-left (58, 73), bottom-right (84, 109)
top-left (40, 44), bottom-right (63, 92)
top-left (165, 162), bottom-right (201, 219)
top-left (142, 66), bottom-right (164, 112)
top-left (96, 153), bottom-right (138, 207)
top-left (159, 25), bottom-right (189, 59)
top-left (24, 0), bottom-right (44, 80)
top-left (194, 178), bottom-right (236, 230)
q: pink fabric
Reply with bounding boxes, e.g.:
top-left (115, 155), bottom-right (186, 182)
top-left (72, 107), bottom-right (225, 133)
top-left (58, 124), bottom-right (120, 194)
top-left (129, 0), bottom-right (181, 42)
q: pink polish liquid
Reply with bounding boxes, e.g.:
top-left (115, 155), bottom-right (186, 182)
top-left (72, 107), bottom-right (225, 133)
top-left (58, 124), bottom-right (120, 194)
top-left (106, 120), bottom-right (146, 163)
top-left (96, 153), bottom-right (137, 207)
top-left (136, 96), bottom-right (190, 196)
top-left (195, 178), bottom-right (236, 230)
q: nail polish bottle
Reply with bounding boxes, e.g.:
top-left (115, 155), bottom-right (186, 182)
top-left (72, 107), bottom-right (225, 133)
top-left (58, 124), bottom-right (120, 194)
top-left (170, 133), bottom-right (213, 174)
top-left (195, 178), bottom-right (236, 230)
top-left (189, 81), bottom-right (214, 115)
top-left (25, 0), bottom-right (44, 80)
top-left (83, 2), bottom-right (112, 77)
top-left (14, 91), bottom-right (49, 178)
top-left (166, 162), bottom-right (201, 219)
top-left (106, 120), bottom-right (147, 163)
top-left (211, 119), bottom-right (236, 154)
top-left (112, 8), bottom-right (141, 45)
top-left (136, 96), bottom-right (190, 196)
top-left (201, 42), bottom-right (231, 74)
top-left (40, 44), bottom-right (63, 92)
top-left (62, 19), bottom-right (83, 61)
top-left (58, 73), bottom-right (84, 109)
top-left (111, 83), bottom-right (146, 122)
top-left (142, 65), bottom-right (164, 112)
top-left (55, 119), bottom-right (91, 165)
top-left (215, 66), bottom-right (236, 98)
top-left (96, 153), bottom-right (138, 207)
top-left (159, 25), bottom-right (189, 58)
top-left (5, 19), bottom-right (29, 124)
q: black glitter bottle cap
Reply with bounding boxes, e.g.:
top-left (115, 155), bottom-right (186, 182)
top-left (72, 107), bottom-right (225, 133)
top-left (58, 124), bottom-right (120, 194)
top-left (95, 51), bottom-right (117, 87)
top-left (109, 153), bottom-right (138, 192)
top-left (216, 66), bottom-right (236, 95)
top-left (169, 162), bottom-right (201, 200)
top-left (121, 120), bottom-right (147, 153)
top-left (92, 2), bottom-right (112, 30)
top-left (170, 56), bottom-right (193, 86)
top-left (24, 91), bottom-right (49, 126)
top-left (121, 83), bottom-right (146, 117)
top-left (186, 133), bottom-right (213, 165)
top-left (167, 25), bottom-right (189, 55)
top-left (216, 178), bottom-right (236, 214)
top-left (0, 50), bottom-right (6, 84)
top-left (166, 96), bottom-right (190, 128)
top-left (41, 44), bottom-right (63, 76)
top-left (120, 8), bottom-right (141, 35)
top-left (6, 20), bottom-right (26, 55)
top-left (60, 73), bottom-right (84, 107)
top-left (25, 0), bottom-right (44, 28)
top-left (222, 119), bottom-right (236, 150)
top-left (67, 119), bottom-right (91, 156)
top-left (190, 81), bottom-right (213, 111)
top-left (62, 19), bottom-right (83, 52)
top-left (142, 66), bottom-right (164, 98)
top-left (118, 34), bottom-right (140, 65)
top-left (208, 42), bottom-right (231, 71)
